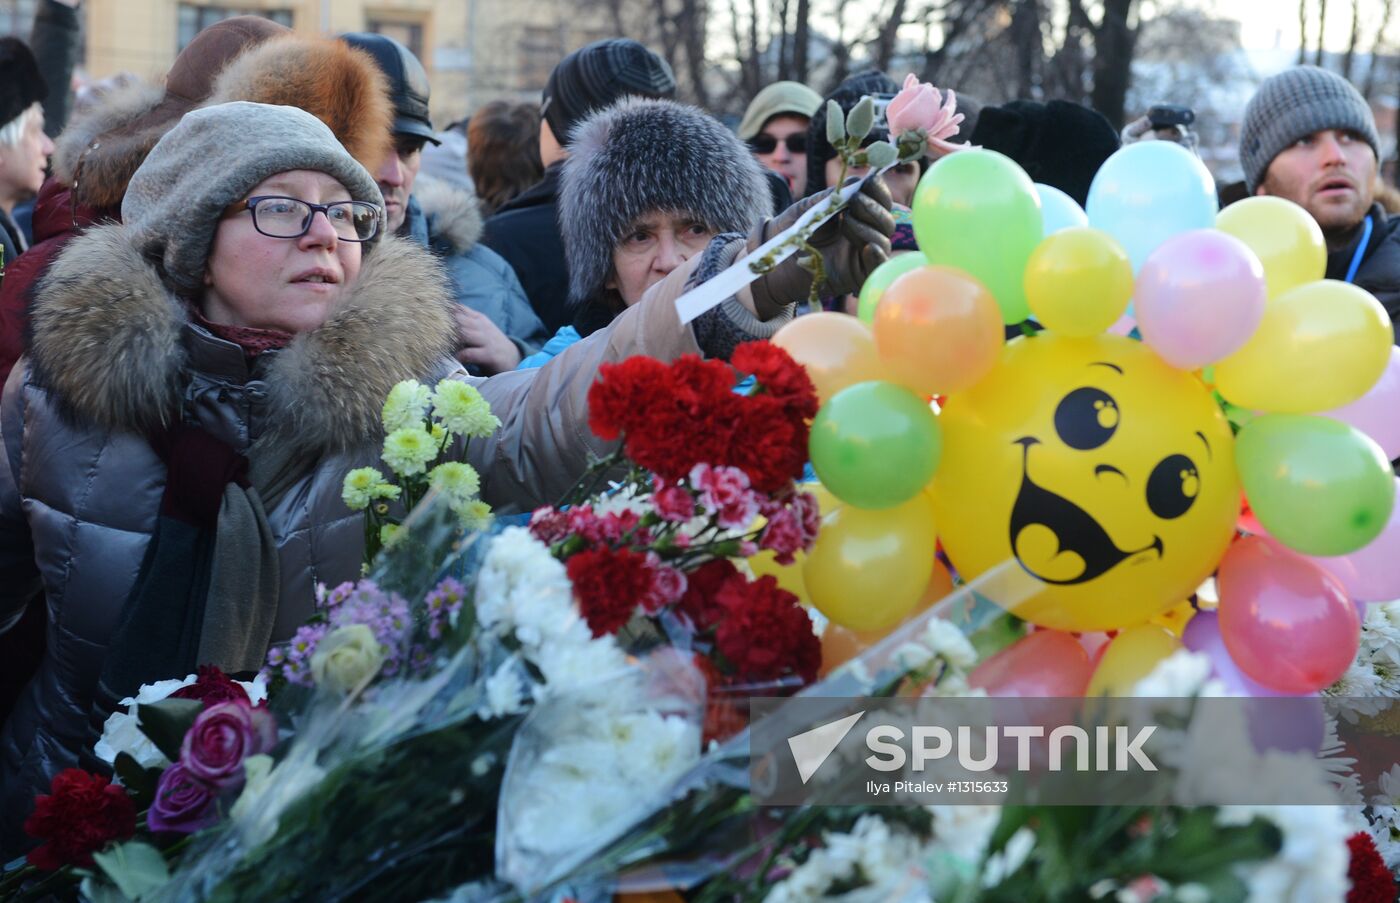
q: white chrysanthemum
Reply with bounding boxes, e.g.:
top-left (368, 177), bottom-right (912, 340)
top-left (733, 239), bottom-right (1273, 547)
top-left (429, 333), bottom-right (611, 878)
top-left (458, 499), bottom-right (493, 532)
top-left (382, 380), bottom-right (432, 433)
top-left (1131, 649), bottom-right (1229, 698)
top-left (432, 381), bottom-right (501, 438)
top-left (1217, 805), bottom-right (1351, 903)
top-left (428, 461), bottom-right (481, 507)
top-left (922, 618), bottom-right (979, 670)
top-left (982, 827), bottom-right (1035, 887)
top-left (341, 466), bottom-right (400, 511)
top-left (482, 662), bottom-right (529, 718)
top-left (382, 426), bottom-right (439, 477)
top-left (765, 815), bottom-right (926, 903)
top-left (928, 804), bottom-right (1002, 863)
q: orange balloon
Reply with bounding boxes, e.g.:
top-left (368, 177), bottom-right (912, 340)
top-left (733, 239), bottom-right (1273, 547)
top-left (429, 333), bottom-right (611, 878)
top-left (772, 312), bottom-right (889, 403)
top-left (872, 265), bottom-right (1004, 396)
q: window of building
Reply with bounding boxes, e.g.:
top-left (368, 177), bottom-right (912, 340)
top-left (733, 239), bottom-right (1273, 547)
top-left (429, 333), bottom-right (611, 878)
top-left (367, 19), bottom-right (424, 62)
top-left (519, 25), bottom-right (563, 91)
top-left (177, 5), bottom-right (293, 52)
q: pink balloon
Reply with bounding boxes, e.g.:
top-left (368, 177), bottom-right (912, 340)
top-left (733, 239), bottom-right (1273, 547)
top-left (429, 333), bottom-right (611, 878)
top-left (1311, 476), bottom-right (1400, 603)
top-left (1326, 346), bottom-right (1400, 460)
top-left (1217, 536), bottom-right (1360, 694)
top-left (1134, 229), bottom-right (1267, 368)
top-left (969, 629), bottom-right (1092, 697)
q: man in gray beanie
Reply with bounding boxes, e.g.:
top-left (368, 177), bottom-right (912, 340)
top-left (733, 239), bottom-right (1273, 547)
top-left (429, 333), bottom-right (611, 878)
top-left (1241, 65), bottom-right (1398, 343)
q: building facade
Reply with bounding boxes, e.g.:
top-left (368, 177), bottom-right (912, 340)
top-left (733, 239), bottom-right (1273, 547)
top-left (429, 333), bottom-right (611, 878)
top-left (71, 0), bottom-right (616, 128)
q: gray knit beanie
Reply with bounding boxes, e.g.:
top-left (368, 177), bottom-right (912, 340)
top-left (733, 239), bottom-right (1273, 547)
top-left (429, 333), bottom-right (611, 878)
top-left (123, 101), bottom-right (385, 296)
top-left (1240, 66), bottom-right (1379, 193)
top-left (559, 96), bottom-right (770, 307)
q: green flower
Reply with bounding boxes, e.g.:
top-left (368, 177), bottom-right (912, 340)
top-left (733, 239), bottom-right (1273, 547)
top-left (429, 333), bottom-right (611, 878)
top-left (428, 461), bottom-right (482, 510)
top-left (341, 467), bottom-right (400, 511)
top-left (459, 499), bottom-right (493, 532)
top-left (382, 380), bottom-right (432, 433)
top-left (379, 523), bottom-right (401, 547)
top-left (382, 426), bottom-right (438, 477)
top-left (431, 381), bottom-right (501, 438)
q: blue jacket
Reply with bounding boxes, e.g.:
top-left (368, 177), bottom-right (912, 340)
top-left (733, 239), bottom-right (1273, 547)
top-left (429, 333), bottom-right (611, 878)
top-left (404, 177), bottom-right (551, 359)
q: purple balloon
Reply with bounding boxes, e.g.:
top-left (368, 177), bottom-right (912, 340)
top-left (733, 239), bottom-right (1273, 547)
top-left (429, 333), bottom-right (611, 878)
top-left (1182, 610), bottom-right (1324, 754)
top-left (1134, 230), bottom-right (1267, 369)
top-left (1326, 346), bottom-right (1400, 460)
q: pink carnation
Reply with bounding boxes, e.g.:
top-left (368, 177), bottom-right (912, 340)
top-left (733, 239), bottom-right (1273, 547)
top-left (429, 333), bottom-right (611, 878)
top-left (758, 507), bottom-right (806, 565)
top-left (690, 464), bottom-right (759, 530)
top-left (652, 480), bottom-right (696, 523)
top-left (887, 74), bottom-right (969, 154)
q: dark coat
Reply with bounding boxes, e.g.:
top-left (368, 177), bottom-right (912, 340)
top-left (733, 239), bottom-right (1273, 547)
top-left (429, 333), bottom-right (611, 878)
top-left (481, 162), bottom-right (570, 334)
top-left (1325, 203), bottom-right (1400, 344)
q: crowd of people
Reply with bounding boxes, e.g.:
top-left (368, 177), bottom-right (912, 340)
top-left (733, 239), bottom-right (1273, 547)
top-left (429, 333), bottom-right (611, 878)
top-left (0, 1), bottom-right (1396, 860)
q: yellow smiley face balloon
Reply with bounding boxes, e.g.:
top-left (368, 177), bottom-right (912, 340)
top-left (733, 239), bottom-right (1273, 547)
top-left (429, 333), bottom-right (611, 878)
top-left (930, 333), bottom-right (1238, 631)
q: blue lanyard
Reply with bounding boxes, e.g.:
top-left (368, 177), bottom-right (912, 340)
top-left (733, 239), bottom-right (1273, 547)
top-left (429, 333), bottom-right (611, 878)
top-left (1345, 215), bottom-right (1374, 284)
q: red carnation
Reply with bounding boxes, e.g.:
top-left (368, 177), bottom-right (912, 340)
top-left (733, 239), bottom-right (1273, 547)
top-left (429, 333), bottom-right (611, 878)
top-left (726, 395), bottom-right (809, 493)
top-left (714, 575), bottom-right (820, 683)
top-left (731, 341), bottom-right (819, 420)
top-left (676, 559), bottom-right (742, 631)
top-left (1347, 831), bottom-right (1396, 903)
top-left (566, 546), bottom-right (655, 636)
top-left (23, 769), bottom-right (136, 870)
top-left (587, 356), bottom-right (673, 441)
top-left (170, 665), bottom-right (250, 708)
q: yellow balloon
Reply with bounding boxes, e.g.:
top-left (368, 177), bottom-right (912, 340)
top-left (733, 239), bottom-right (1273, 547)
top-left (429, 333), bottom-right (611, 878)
top-left (1149, 599), bottom-right (1197, 638)
top-left (930, 333), bottom-right (1239, 631)
top-left (772, 312), bottom-right (890, 404)
top-left (1085, 624), bottom-right (1182, 696)
top-left (1024, 227), bottom-right (1134, 337)
top-left (1214, 280), bottom-right (1392, 413)
top-left (803, 493), bottom-right (937, 632)
top-left (1216, 196), bottom-right (1326, 299)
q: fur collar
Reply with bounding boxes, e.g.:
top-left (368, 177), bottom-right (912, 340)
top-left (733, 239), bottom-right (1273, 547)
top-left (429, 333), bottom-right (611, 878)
top-left (51, 80), bottom-right (167, 210)
top-left (415, 174), bottom-right (484, 255)
top-left (29, 227), bottom-right (457, 457)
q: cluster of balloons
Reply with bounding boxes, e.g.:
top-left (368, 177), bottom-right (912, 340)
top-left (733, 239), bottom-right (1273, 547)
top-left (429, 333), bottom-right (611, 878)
top-left (767, 138), bottom-right (1399, 700)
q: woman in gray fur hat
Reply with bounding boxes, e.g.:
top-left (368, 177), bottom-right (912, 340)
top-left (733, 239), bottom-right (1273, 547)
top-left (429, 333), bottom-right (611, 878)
top-left (0, 99), bottom-right (891, 852)
top-left (521, 96), bottom-right (895, 367)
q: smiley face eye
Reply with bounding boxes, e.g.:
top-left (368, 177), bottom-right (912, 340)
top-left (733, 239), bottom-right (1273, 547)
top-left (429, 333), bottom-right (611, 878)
top-left (1054, 387), bottom-right (1119, 450)
top-left (1147, 453), bottom-right (1199, 520)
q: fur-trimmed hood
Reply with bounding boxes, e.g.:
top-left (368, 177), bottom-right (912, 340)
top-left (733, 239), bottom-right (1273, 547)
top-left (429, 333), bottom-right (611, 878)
top-left (29, 226), bottom-right (457, 458)
top-left (50, 34), bottom-right (392, 212)
top-left (415, 173), bottom-right (484, 255)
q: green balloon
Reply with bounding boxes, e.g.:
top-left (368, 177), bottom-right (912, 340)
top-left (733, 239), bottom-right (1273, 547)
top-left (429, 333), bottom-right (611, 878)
top-left (856, 252), bottom-right (928, 324)
top-left (912, 149), bottom-right (1041, 324)
top-left (810, 381), bottom-right (942, 510)
top-left (1236, 414), bottom-right (1396, 556)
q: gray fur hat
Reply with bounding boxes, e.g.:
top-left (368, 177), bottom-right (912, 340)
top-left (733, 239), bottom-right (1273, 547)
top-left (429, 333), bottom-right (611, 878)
top-left (559, 96), bottom-right (770, 307)
top-left (123, 101), bottom-right (385, 296)
top-left (1240, 66), bottom-right (1380, 193)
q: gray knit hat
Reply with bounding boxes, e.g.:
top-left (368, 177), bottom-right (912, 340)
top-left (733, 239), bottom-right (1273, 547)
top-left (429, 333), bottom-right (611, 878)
top-left (123, 101), bottom-right (384, 296)
top-left (559, 97), bottom-right (770, 307)
top-left (1240, 66), bottom-right (1380, 193)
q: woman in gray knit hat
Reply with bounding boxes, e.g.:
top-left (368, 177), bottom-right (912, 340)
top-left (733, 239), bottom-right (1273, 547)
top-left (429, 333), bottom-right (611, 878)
top-left (0, 99), bottom-right (889, 850)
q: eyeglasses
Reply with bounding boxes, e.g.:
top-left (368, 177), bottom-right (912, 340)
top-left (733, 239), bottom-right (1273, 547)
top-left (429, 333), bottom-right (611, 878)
top-left (244, 196), bottom-right (382, 242)
top-left (748, 133), bottom-right (807, 155)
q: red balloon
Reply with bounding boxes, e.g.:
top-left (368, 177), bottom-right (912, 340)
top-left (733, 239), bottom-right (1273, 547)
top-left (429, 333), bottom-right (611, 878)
top-left (968, 629), bottom-right (1092, 697)
top-left (1217, 536), bottom-right (1360, 694)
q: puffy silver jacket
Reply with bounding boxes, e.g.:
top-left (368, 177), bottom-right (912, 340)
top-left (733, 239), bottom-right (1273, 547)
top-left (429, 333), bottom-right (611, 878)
top-left (0, 222), bottom-right (782, 849)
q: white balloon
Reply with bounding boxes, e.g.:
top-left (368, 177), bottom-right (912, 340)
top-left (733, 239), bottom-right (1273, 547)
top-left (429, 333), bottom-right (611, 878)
top-left (1035, 183), bottom-right (1088, 237)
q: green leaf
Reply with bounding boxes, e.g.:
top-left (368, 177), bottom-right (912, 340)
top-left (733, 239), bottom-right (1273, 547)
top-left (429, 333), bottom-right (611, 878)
top-left (92, 841), bottom-right (170, 900)
top-left (863, 140), bottom-right (897, 169)
top-left (80, 876), bottom-right (132, 903)
top-left (846, 96), bottom-right (875, 140)
top-left (825, 99), bottom-right (846, 145)
top-left (112, 753), bottom-right (161, 810)
top-left (135, 698), bottom-right (203, 762)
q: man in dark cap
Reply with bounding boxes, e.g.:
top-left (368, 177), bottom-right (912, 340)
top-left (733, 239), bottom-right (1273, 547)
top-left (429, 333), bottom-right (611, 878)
top-left (968, 99), bottom-right (1120, 207)
top-left (482, 38), bottom-right (676, 334)
top-left (0, 36), bottom-right (52, 271)
top-left (342, 32), bottom-right (548, 374)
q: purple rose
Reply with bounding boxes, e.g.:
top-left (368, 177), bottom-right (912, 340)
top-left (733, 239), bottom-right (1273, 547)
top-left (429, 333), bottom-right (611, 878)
top-left (179, 701), bottom-right (278, 791)
top-left (147, 763), bottom-right (219, 834)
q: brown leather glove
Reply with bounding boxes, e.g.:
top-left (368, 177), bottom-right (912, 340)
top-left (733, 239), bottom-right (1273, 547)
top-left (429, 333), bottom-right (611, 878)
top-left (747, 175), bottom-right (896, 319)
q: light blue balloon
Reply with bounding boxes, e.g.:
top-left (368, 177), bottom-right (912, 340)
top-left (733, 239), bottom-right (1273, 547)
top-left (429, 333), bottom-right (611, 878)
top-left (1035, 183), bottom-right (1088, 236)
top-left (1085, 142), bottom-right (1218, 273)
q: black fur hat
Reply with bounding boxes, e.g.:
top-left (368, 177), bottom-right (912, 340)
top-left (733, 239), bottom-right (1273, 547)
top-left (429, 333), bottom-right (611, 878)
top-left (560, 97), bottom-right (771, 312)
top-left (969, 100), bottom-right (1120, 206)
top-left (0, 37), bottom-right (46, 127)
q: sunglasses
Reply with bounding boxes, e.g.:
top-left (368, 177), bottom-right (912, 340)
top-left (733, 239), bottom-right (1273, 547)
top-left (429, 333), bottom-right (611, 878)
top-left (748, 132), bottom-right (807, 155)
